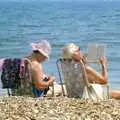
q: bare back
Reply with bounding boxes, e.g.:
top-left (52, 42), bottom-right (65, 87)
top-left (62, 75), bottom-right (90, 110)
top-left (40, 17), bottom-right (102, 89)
top-left (30, 61), bottom-right (45, 86)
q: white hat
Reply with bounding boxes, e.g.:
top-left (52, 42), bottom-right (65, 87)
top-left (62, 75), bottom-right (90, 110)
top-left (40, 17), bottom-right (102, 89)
top-left (62, 43), bottom-right (79, 59)
top-left (31, 40), bottom-right (52, 58)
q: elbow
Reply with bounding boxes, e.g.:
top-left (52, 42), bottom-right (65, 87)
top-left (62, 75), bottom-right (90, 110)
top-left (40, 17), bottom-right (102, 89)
top-left (100, 78), bottom-right (108, 85)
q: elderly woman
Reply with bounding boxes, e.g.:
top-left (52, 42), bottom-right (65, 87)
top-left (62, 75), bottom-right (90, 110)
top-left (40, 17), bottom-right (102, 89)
top-left (0, 40), bottom-right (55, 97)
top-left (62, 43), bottom-right (120, 100)
top-left (27, 40), bottom-right (55, 97)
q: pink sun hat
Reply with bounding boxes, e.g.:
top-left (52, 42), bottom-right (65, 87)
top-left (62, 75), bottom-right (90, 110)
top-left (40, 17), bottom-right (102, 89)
top-left (30, 40), bottom-right (52, 58)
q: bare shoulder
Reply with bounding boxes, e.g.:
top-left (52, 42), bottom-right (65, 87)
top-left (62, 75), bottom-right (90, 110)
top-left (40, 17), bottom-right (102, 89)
top-left (31, 61), bottom-right (43, 71)
top-left (85, 65), bottom-right (94, 72)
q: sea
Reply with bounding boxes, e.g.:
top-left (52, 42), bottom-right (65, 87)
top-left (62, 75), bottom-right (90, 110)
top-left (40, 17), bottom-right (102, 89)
top-left (0, 0), bottom-right (120, 95)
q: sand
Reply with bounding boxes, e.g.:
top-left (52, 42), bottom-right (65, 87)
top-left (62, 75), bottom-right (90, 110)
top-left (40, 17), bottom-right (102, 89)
top-left (0, 96), bottom-right (119, 120)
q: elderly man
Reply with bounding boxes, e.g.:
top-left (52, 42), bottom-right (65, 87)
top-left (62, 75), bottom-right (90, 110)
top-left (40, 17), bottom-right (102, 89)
top-left (62, 43), bottom-right (120, 100)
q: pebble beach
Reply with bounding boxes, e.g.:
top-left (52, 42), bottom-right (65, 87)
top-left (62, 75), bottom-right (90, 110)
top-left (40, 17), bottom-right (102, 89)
top-left (0, 96), bottom-right (119, 120)
top-left (0, 1), bottom-right (120, 120)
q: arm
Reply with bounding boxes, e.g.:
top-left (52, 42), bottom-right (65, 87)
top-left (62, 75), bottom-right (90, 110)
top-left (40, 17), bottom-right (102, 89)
top-left (32, 62), bottom-right (55, 89)
top-left (86, 65), bottom-right (108, 84)
top-left (72, 51), bottom-right (108, 84)
top-left (101, 63), bottom-right (108, 82)
top-left (85, 57), bottom-right (108, 84)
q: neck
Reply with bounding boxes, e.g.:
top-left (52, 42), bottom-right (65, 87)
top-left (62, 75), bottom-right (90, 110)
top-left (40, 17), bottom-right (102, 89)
top-left (29, 53), bottom-right (41, 63)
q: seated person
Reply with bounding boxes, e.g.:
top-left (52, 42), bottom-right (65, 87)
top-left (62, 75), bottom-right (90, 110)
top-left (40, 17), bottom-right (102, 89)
top-left (27, 40), bottom-right (55, 97)
top-left (0, 40), bottom-right (55, 97)
top-left (62, 43), bottom-right (120, 100)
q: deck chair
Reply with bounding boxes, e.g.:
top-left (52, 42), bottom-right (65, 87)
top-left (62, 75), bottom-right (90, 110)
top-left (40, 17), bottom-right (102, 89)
top-left (56, 58), bottom-right (104, 100)
top-left (11, 58), bottom-right (34, 96)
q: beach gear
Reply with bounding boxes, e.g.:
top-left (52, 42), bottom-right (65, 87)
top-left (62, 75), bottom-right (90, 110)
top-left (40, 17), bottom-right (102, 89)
top-left (31, 40), bottom-right (52, 58)
top-left (1, 58), bottom-right (21, 89)
top-left (1, 58), bottom-right (22, 96)
top-left (0, 58), bottom-right (34, 96)
top-left (16, 58), bottom-right (33, 96)
top-left (57, 58), bottom-right (103, 100)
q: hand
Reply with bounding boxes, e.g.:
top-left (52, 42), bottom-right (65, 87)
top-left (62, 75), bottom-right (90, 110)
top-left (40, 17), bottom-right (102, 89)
top-left (72, 52), bottom-right (83, 61)
top-left (48, 76), bottom-right (56, 81)
top-left (100, 56), bottom-right (108, 66)
top-left (48, 76), bottom-right (56, 86)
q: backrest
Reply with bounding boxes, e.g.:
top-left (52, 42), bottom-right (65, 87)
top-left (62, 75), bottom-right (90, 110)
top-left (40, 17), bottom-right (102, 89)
top-left (20, 58), bottom-right (33, 84)
top-left (0, 58), bottom-right (34, 96)
top-left (58, 59), bottom-right (88, 98)
top-left (1, 58), bottom-right (21, 89)
top-left (16, 58), bottom-right (33, 96)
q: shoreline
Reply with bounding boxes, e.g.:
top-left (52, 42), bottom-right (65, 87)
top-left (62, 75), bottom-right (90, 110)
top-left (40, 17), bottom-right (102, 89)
top-left (0, 96), bottom-right (119, 120)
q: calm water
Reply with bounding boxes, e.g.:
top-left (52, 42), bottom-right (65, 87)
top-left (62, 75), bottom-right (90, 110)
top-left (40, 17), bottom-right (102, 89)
top-left (0, 1), bottom-right (120, 95)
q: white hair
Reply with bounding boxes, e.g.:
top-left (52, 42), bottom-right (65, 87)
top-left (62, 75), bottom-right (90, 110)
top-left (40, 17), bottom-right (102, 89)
top-left (62, 43), bottom-right (79, 59)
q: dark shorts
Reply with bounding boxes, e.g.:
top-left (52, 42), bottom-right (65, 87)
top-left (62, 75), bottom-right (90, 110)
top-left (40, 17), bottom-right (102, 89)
top-left (32, 86), bottom-right (49, 97)
top-left (32, 77), bottom-right (49, 97)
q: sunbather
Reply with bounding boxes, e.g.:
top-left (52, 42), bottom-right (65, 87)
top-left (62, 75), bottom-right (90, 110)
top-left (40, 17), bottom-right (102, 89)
top-left (62, 43), bottom-right (120, 100)
top-left (0, 40), bottom-right (55, 97)
top-left (27, 40), bottom-right (55, 97)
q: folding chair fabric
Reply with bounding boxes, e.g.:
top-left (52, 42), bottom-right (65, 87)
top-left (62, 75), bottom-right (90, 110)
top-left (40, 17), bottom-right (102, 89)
top-left (60, 59), bottom-right (87, 98)
top-left (12, 58), bottom-right (34, 96)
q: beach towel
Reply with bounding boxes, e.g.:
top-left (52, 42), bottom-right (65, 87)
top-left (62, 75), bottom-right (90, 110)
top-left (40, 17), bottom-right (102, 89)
top-left (1, 58), bottom-right (21, 89)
